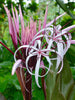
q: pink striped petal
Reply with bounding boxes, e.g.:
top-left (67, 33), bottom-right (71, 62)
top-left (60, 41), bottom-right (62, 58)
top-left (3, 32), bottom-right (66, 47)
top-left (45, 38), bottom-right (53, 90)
top-left (70, 40), bottom-right (75, 44)
top-left (46, 13), bottom-right (66, 27)
top-left (55, 25), bottom-right (75, 38)
top-left (62, 25), bottom-right (75, 33)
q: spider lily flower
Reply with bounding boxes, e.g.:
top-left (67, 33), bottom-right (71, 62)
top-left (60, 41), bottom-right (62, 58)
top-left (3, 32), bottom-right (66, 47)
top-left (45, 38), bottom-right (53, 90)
top-left (37, 25), bottom-right (75, 71)
top-left (30, 23), bottom-right (75, 74)
top-left (12, 12), bottom-right (71, 87)
top-left (3, 4), bottom-right (75, 88)
top-left (29, 27), bottom-right (64, 73)
top-left (12, 39), bottom-right (63, 88)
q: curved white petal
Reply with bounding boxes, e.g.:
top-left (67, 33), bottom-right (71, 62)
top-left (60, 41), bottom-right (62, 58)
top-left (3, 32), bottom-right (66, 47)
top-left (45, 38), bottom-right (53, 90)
top-left (57, 59), bottom-right (63, 74)
top-left (41, 48), bottom-right (55, 53)
top-left (29, 40), bottom-right (41, 54)
top-left (26, 52), bottom-right (37, 76)
top-left (63, 35), bottom-right (71, 55)
top-left (35, 56), bottom-right (41, 88)
top-left (39, 54), bottom-right (52, 77)
top-left (12, 59), bottom-right (22, 75)
top-left (47, 39), bottom-right (53, 50)
top-left (55, 25), bottom-right (75, 39)
top-left (30, 34), bottom-right (44, 44)
top-left (46, 13), bottom-right (66, 27)
top-left (56, 42), bottom-right (63, 69)
top-left (34, 27), bottom-right (52, 38)
top-left (44, 55), bottom-right (52, 72)
top-left (14, 45), bottom-right (38, 61)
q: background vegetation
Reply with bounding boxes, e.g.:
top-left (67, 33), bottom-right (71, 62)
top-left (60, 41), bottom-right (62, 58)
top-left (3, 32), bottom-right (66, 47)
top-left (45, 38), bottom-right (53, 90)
top-left (0, 0), bottom-right (75, 100)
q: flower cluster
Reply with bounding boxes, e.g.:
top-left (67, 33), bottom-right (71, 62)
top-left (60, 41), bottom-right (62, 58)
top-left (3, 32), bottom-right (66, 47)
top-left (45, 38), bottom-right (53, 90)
top-left (4, 5), bottom-right (75, 88)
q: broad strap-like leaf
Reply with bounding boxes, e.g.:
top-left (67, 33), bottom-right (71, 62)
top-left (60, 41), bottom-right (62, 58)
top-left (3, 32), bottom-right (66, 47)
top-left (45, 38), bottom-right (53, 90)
top-left (56, 0), bottom-right (75, 19)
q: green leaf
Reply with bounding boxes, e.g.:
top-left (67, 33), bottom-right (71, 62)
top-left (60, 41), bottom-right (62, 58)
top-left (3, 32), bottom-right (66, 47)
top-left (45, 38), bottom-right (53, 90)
top-left (32, 76), bottom-right (44, 100)
top-left (0, 61), bottom-right (13, 67)
top-left (56, 0), bottom-right (75, 19)
top-left (0, 77), bottom-right (8, 92)
top-left (46, 71), bottom-right (56, 100)
top-left (51, 84), bottom-right (65, 100)
top-left (66, 45), bottom-right (75, 66)
top-left (69, 85), bottom-right (75, 100)
top-left (13, 91), bottom-right (23, 100)
top-left (58, 57), bottom-right (74, 99)
top-left (46, 60), bottom-right (57, 100)
top-left (70, 67), bottom-right (75, 80)
top-left (11, 75), bottom-right (21, 90)
top-left (46, 57), bottom-right (74, 100)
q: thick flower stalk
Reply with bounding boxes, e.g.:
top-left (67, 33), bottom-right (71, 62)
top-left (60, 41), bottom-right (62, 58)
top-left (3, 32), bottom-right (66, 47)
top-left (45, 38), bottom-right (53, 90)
top-left (1, 4), bottom-right (75, 100)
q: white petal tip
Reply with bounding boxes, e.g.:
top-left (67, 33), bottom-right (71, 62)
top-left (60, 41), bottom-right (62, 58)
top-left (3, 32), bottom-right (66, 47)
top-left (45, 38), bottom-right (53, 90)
top-left (37, 84), bottom-right (41, 88)
top-left (11, 59), bottom-right (22, 76)
top-left (11, 71), bottom-right (15, 75)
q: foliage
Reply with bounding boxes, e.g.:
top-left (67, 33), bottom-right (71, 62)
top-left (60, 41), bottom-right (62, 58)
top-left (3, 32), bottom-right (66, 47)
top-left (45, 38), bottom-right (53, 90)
top-left (56, 0), bottom-right (75, 19)
top-left (0, 46), bottom-right (23, 99)
top-left (59, 14), bottom-right (75, 76)
top-left (46, 57), bottom-right (75, 100)
top-left (27, 0), bottom-right (38, 12)
top-left (0, 0), bottom-right (75, 100)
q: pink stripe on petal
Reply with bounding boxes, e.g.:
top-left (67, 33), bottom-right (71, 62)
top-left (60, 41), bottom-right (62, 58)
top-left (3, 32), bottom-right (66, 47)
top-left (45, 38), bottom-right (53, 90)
top-left (55, 25), bottom-right (75, 38)
top-left (40, 61), bottom-right (45, 69)
top-left (70, 40), bottom-right (75, 44)
top-left (62, 25), bottom-right (75, 33)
